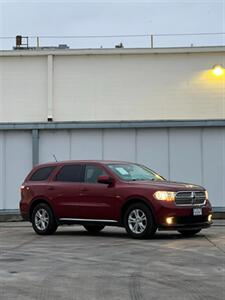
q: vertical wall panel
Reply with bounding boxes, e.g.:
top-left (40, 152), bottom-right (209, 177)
top-left (52, 52), bottom-right (225, 122)
top-left (202, 128), bottom-right (224, 206)
top-left (0, 133), bottom-right (5, 209)
top-left (103, 129), bottom-right (136, 161)
top-left (0, 56), bottom-right (48, 122)
top-left (39, 130), bottom-right (70, 163)
top-left (136, 129), bottom-right (169, 179)
top-left (169, 128), bottom-right (202, 185)
top-left (70, 130), bottom-right (102, 160)
top-left (5, 131), bottom-right (32, 209)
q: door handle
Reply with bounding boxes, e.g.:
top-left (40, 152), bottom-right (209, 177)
top-left (80, 188), bottom-right (89, 192)
top-left (47, 187), bottom-right (55, 191)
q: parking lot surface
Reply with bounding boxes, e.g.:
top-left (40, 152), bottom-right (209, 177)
top-left (0, 222), bottom-right (224, 300)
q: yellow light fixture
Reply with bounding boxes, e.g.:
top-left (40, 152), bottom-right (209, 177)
top-left (166, 217), bottom-right (174, 225)
top-left (212, 65), bottom-right (224, 76)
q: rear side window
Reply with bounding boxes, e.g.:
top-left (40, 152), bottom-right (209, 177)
top-left (30, 166), bottom-right (55, 181)
top-left (56, 165), bottom-right (83, 182)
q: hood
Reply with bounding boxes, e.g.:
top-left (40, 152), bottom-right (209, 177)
top-left (128, 180), bottom-right (204, 191)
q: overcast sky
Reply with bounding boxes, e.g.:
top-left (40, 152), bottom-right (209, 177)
top-left (0, 0), bottom-right (224, 49)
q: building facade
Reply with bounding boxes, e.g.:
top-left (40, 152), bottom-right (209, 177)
top-left (0, 47), bottom-right (224, 210)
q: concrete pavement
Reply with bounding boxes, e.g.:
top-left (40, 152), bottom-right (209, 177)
top-left (0, 222), bottom-right (224, 300)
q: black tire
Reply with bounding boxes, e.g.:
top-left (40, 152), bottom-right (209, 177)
top-left (31, 203), bottom-right (58, 235)
top-left (83, 225), bottom-right (105, 233)
top-left (124, 203), bottom-right (156, 239)
top-left (178, 229), bottom-right (201, 237)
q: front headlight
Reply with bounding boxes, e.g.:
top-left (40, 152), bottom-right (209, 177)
top-left (205, 190), bottom-right (208, 200)
top-left (153, 191), bottom-right (176, 202)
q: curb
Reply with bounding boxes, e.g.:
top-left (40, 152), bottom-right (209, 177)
top-left (213, 211), bottom-right (225, 220)
top-left (0, 211), bottom-right (22, 222)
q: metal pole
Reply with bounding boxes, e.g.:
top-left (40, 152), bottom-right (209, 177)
top-left (151, 35), bottom-right (154, 48)
top-left (37, 36), bottom-right (40, 48)
top-left (32, 129), bottom-right (39, 166)
top-left (47, 55), bottom-right (53, 121)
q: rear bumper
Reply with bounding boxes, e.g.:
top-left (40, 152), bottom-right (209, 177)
top-left (20, 212), bottom-right (29, 221)
top-left (19, 201), bottom-right (29, 221)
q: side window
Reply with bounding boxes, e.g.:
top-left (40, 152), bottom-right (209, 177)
top-left (30, 166), bottom-right (55, 181)
top-left (85, 165), bottom-right (107, 183)
top-left (56, 165), bottom-right (83, 182)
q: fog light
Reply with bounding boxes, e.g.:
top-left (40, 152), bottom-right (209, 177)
top-left (208, 214), bottom-right (212, 222)
top-left (166, 217), bottom-right (174, 225)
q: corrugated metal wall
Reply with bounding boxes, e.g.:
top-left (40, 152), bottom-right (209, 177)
top-left (0, 127), bottom-right (224, 210)
top-left (0, 131), bottom-right (32, 209)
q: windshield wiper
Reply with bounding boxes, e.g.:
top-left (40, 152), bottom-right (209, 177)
top-left (131, 178), bottom-right (155, 181)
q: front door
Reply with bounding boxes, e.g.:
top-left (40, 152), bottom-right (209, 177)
top-left (78, 164), bottom-right (116, 221)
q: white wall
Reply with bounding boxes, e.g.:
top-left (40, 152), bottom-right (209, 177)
top-left (0, 131), bottom-right (32, 209)
top-left (0, 48), bottom-right (224, 122)
top-left (0, 56), bottom-right (48, 122)
top-left (0, 47), bottom-right (224, 210)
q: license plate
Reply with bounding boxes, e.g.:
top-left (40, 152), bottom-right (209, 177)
top-left (193, 208), bottom-right (202, 216)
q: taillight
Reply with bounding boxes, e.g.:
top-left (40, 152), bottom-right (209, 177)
top-left (21, 185), bottom-right (29, 192)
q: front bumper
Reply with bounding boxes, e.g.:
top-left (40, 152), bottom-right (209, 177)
top-left (155, 199), bottom-right (212, 231)
top-left (158, 215), bottom-right (212, 230)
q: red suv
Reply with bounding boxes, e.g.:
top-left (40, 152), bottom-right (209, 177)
top-left (20, 160), bottom-right (212, 238)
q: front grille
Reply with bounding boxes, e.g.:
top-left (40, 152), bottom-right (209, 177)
top-left (175, 191), bottom-right (206, 206)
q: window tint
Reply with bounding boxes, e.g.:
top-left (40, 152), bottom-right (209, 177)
top-left (85, 165), bottom-right (107, 183)
top-left (30, 166), bottom-right (55, 181)
top-left (56, 165), bottom-right (83, 182)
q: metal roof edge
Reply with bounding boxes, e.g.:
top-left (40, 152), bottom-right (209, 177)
top-left (0, 46), bottom-right (225, 57)
top-left (0, 119), bottom-right (224, 130)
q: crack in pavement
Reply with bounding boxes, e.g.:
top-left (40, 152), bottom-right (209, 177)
top-left (203, 234), bottom-right (225, 255)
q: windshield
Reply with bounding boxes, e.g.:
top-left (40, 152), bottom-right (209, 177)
top-left (107, 164), bottom-right (164, 182)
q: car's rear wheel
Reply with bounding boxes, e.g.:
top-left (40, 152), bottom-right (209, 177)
top-left (124, 203), bottom-right (156, 239)
top-left (178, 229), bottom-right (201, 237)
top-left (83, 225), bottom-right (105, 233)
top-left (31, 203), bottom-right (58, 235)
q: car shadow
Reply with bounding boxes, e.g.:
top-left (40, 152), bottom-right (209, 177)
top-left (54, 227), bottom-right (205, 240)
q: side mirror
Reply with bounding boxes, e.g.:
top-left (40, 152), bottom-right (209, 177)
top-left (97, 175), bottom-right (114, 185)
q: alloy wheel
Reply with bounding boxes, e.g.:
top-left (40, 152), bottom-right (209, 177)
top-left (128, 209), bottom-right (147, 234)
top-left (35, 208), bottom-right (49, 231)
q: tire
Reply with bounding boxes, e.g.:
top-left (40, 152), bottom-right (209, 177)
top-left (178, 229), bottom-right (201, 237)
top-left (124, 203), bottom-right (156, 239)
top-left (31, 203), bottom-right (58, 235)
top-left (83, 225), bottom-right (105, 233)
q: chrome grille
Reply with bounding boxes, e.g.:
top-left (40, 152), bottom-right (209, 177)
top-left (175, 191), bottom-right (206, 206)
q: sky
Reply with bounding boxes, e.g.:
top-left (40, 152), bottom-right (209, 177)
top-left (0, 0), bottom-right (224, 49)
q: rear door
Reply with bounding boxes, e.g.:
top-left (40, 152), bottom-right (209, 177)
top-left (78, 164), bottom-right (117, 220)
top-left (49, 164), bottom-right (84, 218)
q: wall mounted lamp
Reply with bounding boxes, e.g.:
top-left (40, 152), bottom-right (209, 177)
top-left (212, 65), bottom-right (224, 76)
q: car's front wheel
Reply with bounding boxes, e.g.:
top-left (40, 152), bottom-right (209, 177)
top-left (31, 203), bottom-right (58, 235)
top-left (178, 229), bottom-right (201, 237)
top-left (124, 203), bottom-right (156, 239)
top-left (83, 225), bottom-right (105, 233)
